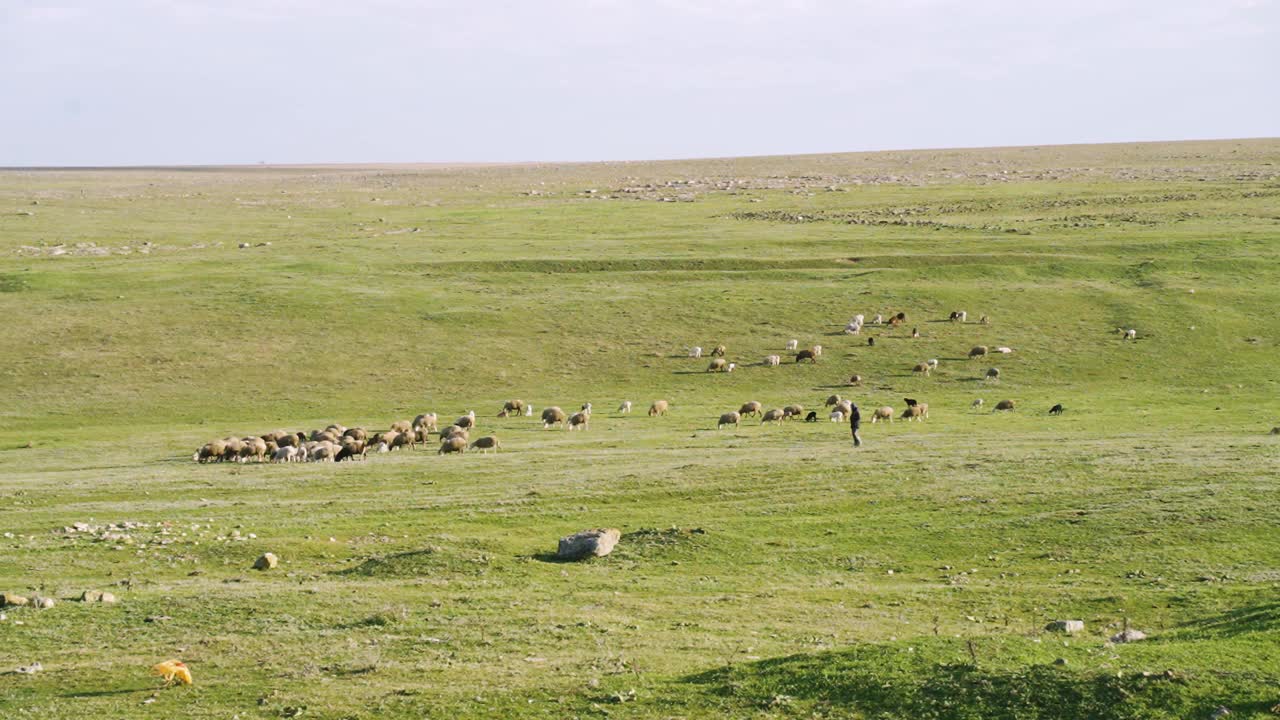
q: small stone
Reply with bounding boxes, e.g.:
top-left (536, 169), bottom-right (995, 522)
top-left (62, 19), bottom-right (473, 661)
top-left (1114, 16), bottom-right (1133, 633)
top-left (556, 528), bottom-right (621, 560)
top-left (253, 552), bottom-right (278, 570)
top-left (1, 593), bottom-right (29, 607)
top-left (1045, 620), bottom-right (1084, 633)
top-left (1110, 629), bottom-right (1147, 643)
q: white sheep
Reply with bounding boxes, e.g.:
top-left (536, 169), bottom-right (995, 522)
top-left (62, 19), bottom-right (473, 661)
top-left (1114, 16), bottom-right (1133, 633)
top-left (765, 354), bottom-right (781, 366)
top-left (1120, 328), bottom-right (1137, 340)
top-left (785, 339), bottom-right (799, 351)
top-left (689, 346), bottom-right (703, 358)
top-left (525, 404), bottom-right (534, 416)
top-left (617, 400), bottom-right (632, 414)
top-left (830, 410), bottom-right (844, 422)
top-left (844, 322), bottom-right (862, 335)
top-left (996, 346), bottom-right (1013, 354)
top-left (872, 314), bottom-right (884, 324)
top-left (927, 358), bottom-right (939, 369)
top-left (971, 398), bottom-right (984, 409)
top-left (852, 314), bottom-right (865, 326)
top-left (812, 344), bottom-right (823, 357)
top-left (726, 362), bottom-right (736, 372)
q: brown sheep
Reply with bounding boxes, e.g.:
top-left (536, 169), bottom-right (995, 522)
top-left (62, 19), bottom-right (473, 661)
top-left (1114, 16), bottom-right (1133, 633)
top-left (275, 432), bottom-right (301, 448)
top-left (413, 413), bottom-right (438, 433)
top-left (314, 430), bottom-right (341, 445)
top-left (718, 411), bottom-right (741, 429)
top-left (995, 399), bottom-right (1016, 411)
top-left (985, 367), bottom-right (1001, 382)
top-left (470, 436), bottom-right (500, 453)
top-left (738, 400), bottom-right (763, 417)
top-left (761, 408), bottom-right (785, 423)
top-left (542, 406), bottom-right (567, 428)
top-left (439, 425), bottom-right (469, 441)
top-left (454, 411), bottom-right (477, 430)
top-left (221, 437), bottom-right (246, 462)
top-left (568, 411), bottom-right (590, 431)
top-left (783, 404), bottom-right (805, 419)
top-left (795, 349), bottom-right (817, 363)
top-left (871, 406), bottom-right (894, 423)
top-left (343, 427), bottom-right (368, 443)
top-left (825, 394), bottom-right (842, 407)
top-left (707, 357), bottom-right (728, 372)
top-left (969, 345), bottom-right (989, 359)
top-left (499, 399), bottom-right (525, 417)
top-left (848, 374), bottom-right (863, 385)
top-left (836, 399), bottom-right (853, 416)
top-left (901, 404), bottom-right (929, 422)
top-left (438, 436), bottom-right (467, 454)
top-left (710, 344), bottom-right (727, 357)
top-left (384, 431), bottom-right (415, 451)
top-left (913, 363), bottom-right (931, 377)
top-left (390, 420), bottom-right (412, 435)
top-left (194, 439), bottom-right (226, 463)
top-left (649, 400), bottom-right (670, 416)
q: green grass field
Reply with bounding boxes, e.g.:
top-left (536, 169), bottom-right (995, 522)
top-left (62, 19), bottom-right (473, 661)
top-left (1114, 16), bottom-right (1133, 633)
top-left (2, 139), bottom-right (1279, 719)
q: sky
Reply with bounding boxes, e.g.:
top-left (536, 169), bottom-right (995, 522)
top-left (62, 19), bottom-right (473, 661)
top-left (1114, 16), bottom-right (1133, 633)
top-left (1, 0), bottom-right (1277, 165)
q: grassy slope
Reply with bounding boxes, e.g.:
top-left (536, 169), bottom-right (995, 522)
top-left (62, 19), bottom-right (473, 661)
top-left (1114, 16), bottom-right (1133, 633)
top-left (1, 139), bottom-right (1279, 718)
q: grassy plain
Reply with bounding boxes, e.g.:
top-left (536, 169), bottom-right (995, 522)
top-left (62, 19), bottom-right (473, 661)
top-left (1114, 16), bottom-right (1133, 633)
top-left (1, 139), bottom-right (1279, 718)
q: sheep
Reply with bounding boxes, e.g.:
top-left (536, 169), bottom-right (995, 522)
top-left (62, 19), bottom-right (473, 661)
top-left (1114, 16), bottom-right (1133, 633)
top-left (830, 410), bottom-right (844, 422)
top-left (649, 400), bottom-right (670, 416)
top-left (718, 411), bottom-right (740, 429)
top-left (783, 404), bottom-right (805, 419)
top-left (581, 402), bottom-right (593, 412)
top-left (383, 431), bottom-right (414, 451)
top-left (995, 399), bottom-right (1016, 411)
top-left (727, 362), bottom-right (736, 373)
top-left (688, 346), bottom-right (703, 358)
top-left (525, 404), bottom-right (534, 416)
top-left (995, 346), bottom-right (1013, 354)
top-left (785, 339), bottom-right (799, 351)
top-left (711, 344), bottom-right (727, 357)
top-left (825, 394), bottom-right (842, 407)
top-left (896, 312), bottom-right (907, 321)
top-left (343, 427), bottom-right (369, 442)
top-left (985, 368), bottom-right (1000, 382)
top-left (389, 420), bottom-right (412, 435)
top-left (617, 400), bottom-right (633, 414)
top-left (413, 413), bottom-right (438, 433)
top-left (1120, 328), bottom-right (1137, 340)
top-left (765, 354), bottom-right (781, 366)
top-left (901, 403), bottom-right (929, 422)
top-left (927, 358), bottom-right (939, 369)
top-left (470, 436), bottom-right (500, 453)
top-left (911, 328), bottom-right (920, 338)
top-left (904, 398), bottom-right (918, 408)
top-left (500, 400), bottom-right (525, 417)
top-left (739, 401), bottom-right (763, 417)
top-left (888, 316), bottom-right (903, 327)
top-left (851, 314), bottom-right (865, 326)
top-left (804, 411), bottom-right (818, 423)
top-left (844, 322), bottom-right (862, 335)
top-left (848, 374), bottom-right (863, 385)
top-left (980, 315), bottom-right (990, 324)
top-left (309, 441), bottom-right (339, 462)
top-left (240, 436), bottom-right (268, 462)
top-left (195, 439), bottom-right (226, 463)
top-left (1049, 404), bottom-right (1065, 415)
top-left (871, 406), bottom-right (894, 423)
top-left (275, 432), bottom-right (302, 448)
top-left (836, 399), bottom-right (853, 416)
top-left (867, 337), bottom-right (875, 347)
top-left (568, 410), bottom-right (590, 431)
top-left (971, 398), bottom-right (985, 409)
top-left (812, 345), bottom-right (823, 357)
top-left (872, 314), bottom-right (884, 325)
top-left (707, 358), bottom-right (728, 372)
top-left (271, 445), bottom-right (299, 463)
top-left (541, 406), bottom-right (567, 428)
top-left (969, 345), bottom-right (989, 359)
top-left (335, 439), bottom-right (367, 462)
top-left (438, 436), bottom-right (468, 454)
top-left (761, 408), bottom-right (785, 424)
top-left (795, 349), bottom-right (817, 363)
top-left (221, 437), bottom-right (246, 462)
top-left (454, 411), bottom-right (477, 430)
top-left (949, 311), bottom-right (967, 322)
top-left (912, 363), bottom-right (931, 376)
top-left (439, 425), bottom-right (469, 442)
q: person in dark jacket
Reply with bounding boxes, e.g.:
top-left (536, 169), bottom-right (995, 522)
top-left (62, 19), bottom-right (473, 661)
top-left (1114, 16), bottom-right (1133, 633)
top-left (849, 402), bottom-right (862, 447)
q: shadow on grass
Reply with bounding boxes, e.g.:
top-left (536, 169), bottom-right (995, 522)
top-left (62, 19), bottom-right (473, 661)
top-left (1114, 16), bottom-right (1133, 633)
top-left (61, 686), bottom-right (152, 698)
top-left (1172, 602), bottom-right (1280, 640)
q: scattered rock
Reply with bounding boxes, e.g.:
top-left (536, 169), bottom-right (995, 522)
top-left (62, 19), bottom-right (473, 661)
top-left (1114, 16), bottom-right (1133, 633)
top-left (32, 596), bottom-right (55, 609)
top-left (254, 552), bottom-right (279, 570)
top-left (556, 528), bottom-right (621, 560)
top-left (1045, 620), bottom-right (1084, 633)
top-left (0, 593), bottom-right (29, 607)
top-left (1110, 629), bottom-right (1147, 643)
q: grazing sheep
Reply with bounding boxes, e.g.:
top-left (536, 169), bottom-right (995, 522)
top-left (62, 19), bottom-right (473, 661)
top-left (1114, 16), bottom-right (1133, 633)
top-left (785, 339), bottom-right (799, 351)
top-left (271, 445), bottom-right (299, 463)
top-left (384, 431), bottom-right (414, 451)
top-left (761, 408), bottom-right (785, 424)
top-left (896, 312), bottom-right (907, 321)
top-left (969, 345), bottom-right (989, 359)
top-left (439, 425), bottom-right (469, 441)
top-left (313, 430), bottom-right (340, 445)
top-left (739, 400), bottom-right (763, 417)
top-left (707, 357), bottom-right (728, 372)
top-left (980, 315), bottom-right (990, 324)
top-left (275, 432), bottom-right (302, 448)
top-left (795, 349), bottom-right (817, 363)
top-left (995, 346), bottom-right (1013, 354)
top-left (541, 406), bottom-right (567, 428)
top-left (904, 398), bottom-right (918, 408)
top-left (901, 403), bottom-right (929, 421)
top-left (949, 311), bottom-right (968, 322)
top-left (525, 404), bottom-right (534, 416)
top-left (867, 337), bottom-right (875, 347)
top-left (872, 314), bottom-right (884, 324)
top-left (871, 406), bottom-right (894, 423)
top-left (783, 404), bottom-right (805, 419)
top-left (649, 400), bottom-right (670, 416)
top-left (343, 427), bottom-right (369, 443)
top-left (844, 322), bottom-right (862, 335)
top-left (811, 345), bottom-right (823, 357)
top-left (888, 316), bottom-right (903, 327)
top-left (848, 374), bottom-right (863, 385)
top-left (727, 362), bottom-right (736, 373)
top-left (617, 400), bottom-right (633, 414)
top-left (568, 410), bottom-right (590, 431)
top-left (335, 439), bottom-right (366, 462)
top-left (711, 344), bottom-right (727, 357)
top-left (985, 368), bottom-right (1000, 382)
top-left (454, 411), bottom-right (477, 430)
top-left (241, 436), bottom-right (268, 463)
top-left (413, 413), bottom-right (438, 433)
top-left (688, 346), bottom-right (703, 358)
top-left (1049, 404), bottom-right (1065, 415)
top-left (995, 399), bottom-right (1016, 411)
top-left (500, 400), bottom-right (525, 417)
top-left (825, 394), bottom-right (842, 407)
top-left (830, 410), bottom-right (844, 422)
top-left (971, 398), bottom-right (985, 409)
top-left (765, 354), bottom-right (782, 366)
top-left (390, 420), bottom-right (412, 435)
top-left (581, 402), bottom-right (593, 412)
top-left (438, 436), bottom-right (468, 454)
top-left (470, 436), bottom-right (500, 453)
top-left (718, 411), bottom-right (741, 429)
top-left (911, 328), bottom-right (920, 338)
top-left (804, 411), bottom-right (818, 422)
top-left (309, 441), bottom-right (339, 462)
top-left (912, 363), bottom-right (931, 376)
top-left (1121, 328), bottom-right (1137, 340)
top-left (195, 439), bottom-right (226, 463)
top-left (836, 400), bottom-right (853, 416)
top-left (221, 437), bottom-right (246, 463)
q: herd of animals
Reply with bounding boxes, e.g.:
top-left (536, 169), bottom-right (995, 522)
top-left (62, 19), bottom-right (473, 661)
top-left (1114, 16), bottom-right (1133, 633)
top-left (193, 312), bottom-right (1137, 463)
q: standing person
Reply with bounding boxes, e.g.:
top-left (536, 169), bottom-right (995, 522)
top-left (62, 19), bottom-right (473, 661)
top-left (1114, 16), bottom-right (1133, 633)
top-left (849, 402), bottom-right (862, 447)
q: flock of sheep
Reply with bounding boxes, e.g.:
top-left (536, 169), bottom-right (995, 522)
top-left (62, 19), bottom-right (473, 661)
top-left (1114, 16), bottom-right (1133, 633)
top-left (194, 311), bottom-right (1135, 463)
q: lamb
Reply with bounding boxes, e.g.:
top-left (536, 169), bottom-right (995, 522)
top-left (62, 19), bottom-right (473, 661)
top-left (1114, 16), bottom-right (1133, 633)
top-left (985, 368), bottom-right (1000, 382)
top-left (795, 349), bottom-right (817, 363)
top-left (617, 400), bottom-right (633, 414)
top-left (912, 363), bottom-right (931, 376)
top-left (848, 374), bottom-right (863, 385)
top-left (783, 404), bottom-right (805, 419)
top-left (648, 400), bottom-right (670, 416)
top-left (726, 362), bottom-right (736, 372)
top-left (971, 398), bottom-right (985, 409)
top-left (995, 347), bottom-right (1013, 354)
top-left (804, 411), bottom-right (818, 423)
top-left (469, 436), bottom-right (500, 453)
top-left (581, 402), bottom-right (593, 412)
top-left (568, 410), bottom-right (591, 430)
top-left (764, 354), bottom-right (781, 366)
top-left (949, 311), bottom-right (967, 322)
top-left (761, 408), bottom-right (785, 423)
top-left (413, 413), bottom-right (438, 433)
top-left (871, 406), bottom-right (894, 423)
top-left (524, 404), bottom-right (534, 416)
top-left (438, 436), bottom-right (468, 454)
top-left (500, 400), bottom-right (525, 417)
top-left (995, 399), bottom-right (1016, 411)
top-left (825, 394), bottom-right (842, 407)
top-left (871, 313), bottom-right (884, 324)
top-left (541, 406), bottom-right (567, 428)
top-left (271, 445), bottom-right (300, 463)
top-left (711, 344), bottom-right (727, 357)
top-left (927, 359), bottom-right (939, 369)
top-left (707, 358), bottom-right (728, 372)
top-left (739, 400), bottom-right (763, 417)
top-left (688, 346), bottom-right (703, 358)
top-left (830, 410), bottom-right (844, 422)
top-left (785, 339), bottom-right (799, 351)
top-left (911, 328), bottom-right (920, 338)
top-left (1120, 328), bottom-right (1137, 340)
top-left (901, 403), bottom-right (929, 421)
top-left (343, 427), bottom-right (369, 442)
top-left (812, 345), bottom-right (823, 357)
top-left (1049, 404), bottom-right (1065, 415)
top-left (969, 345), bottom-right (989, 359)
top-left (844, 322), bottom-right (862, 335)
top-left (718, 411), bottom-right (741, 429)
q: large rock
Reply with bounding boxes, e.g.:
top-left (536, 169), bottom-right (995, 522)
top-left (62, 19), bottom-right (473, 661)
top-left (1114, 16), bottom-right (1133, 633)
top-left (557, 528), bottom-right (621, 561)
top-left (79, 590), bottom-right (117, 603)
top-left (1110, 628), bottom-right (1147, 643)
top-left (1045, 620), bottom-right (1084, 633)
top-left (0, 593), bottom-right (29, 607)
top-left (254, 552), bottom-right (278, 570)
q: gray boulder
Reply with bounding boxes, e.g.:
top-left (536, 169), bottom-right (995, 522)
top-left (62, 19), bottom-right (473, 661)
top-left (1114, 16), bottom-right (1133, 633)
top-left (557, 528), bottom-right (621, 561)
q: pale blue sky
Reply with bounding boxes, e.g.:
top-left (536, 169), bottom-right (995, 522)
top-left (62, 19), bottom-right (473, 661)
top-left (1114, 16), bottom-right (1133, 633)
top-left (1, 0), bottom-right (1276, 165)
